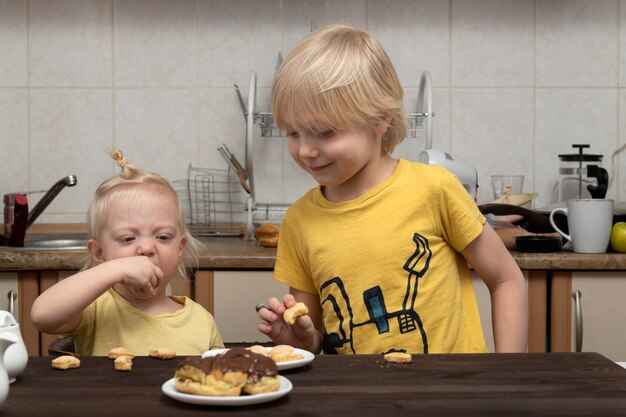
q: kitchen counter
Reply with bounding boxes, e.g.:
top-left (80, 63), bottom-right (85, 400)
top-left (2, 236), bottom-right (626, 271)
top-left (0, 237), bottom-right (277, 271)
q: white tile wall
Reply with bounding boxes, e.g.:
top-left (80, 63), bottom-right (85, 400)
top-left (1, 0), bottom-right (625, 223)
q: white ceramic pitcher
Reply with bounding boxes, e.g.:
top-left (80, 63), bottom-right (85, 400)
top-left (0, 311), bottom-right (28, 383)
top-left (0, 333), bottom-right (18, 404)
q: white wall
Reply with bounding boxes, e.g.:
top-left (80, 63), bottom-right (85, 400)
top-left (1, 0), bottom-right (625, 222)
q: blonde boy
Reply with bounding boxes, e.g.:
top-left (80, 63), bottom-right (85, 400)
top-left (256, 24), bottom-right (527, 355)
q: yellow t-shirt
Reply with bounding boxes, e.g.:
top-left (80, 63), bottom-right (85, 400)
top-left (274, 159), bottom-right (488, 354)
top-left (68, 288), bottom-right (224, 356)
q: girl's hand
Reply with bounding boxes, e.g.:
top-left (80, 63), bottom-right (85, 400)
top-left (109, 256), bottom-right (164, 295)
top-left (257, 294), bottom-right (318, 351)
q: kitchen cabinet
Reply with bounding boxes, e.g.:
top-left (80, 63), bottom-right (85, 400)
top-left (565, 272), bottom-right (626, 361)
top-left (472, 274), bottom-right (495, 352)
top-left (0, 273), bottom-right (19, 316)
top-left (4, 235), bottom-right (625, 356)
top-left (472, 272), bottom-right (537, 353)
top-left (212, 270), bottom-right (287, 344)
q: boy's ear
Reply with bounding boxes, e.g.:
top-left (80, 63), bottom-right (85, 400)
top-left (374, 112), bottom-right (393, 138)
top-left (88, 239), bottom-right (105, 263)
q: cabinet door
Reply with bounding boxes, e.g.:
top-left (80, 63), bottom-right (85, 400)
top-left (472, 272), bottom-right (535, 353)
top-left (0, 273), bottom-right (19, 316)
top-left (571, 272), bottom-right (626, 361)
top-left (213, 271), bottom-right (288, 344)
top-left (472, 273), bottom-right (495, 352)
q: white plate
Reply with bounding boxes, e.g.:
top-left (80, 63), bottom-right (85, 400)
top-left (201, 347), bottom-right (314, 371)
top-left (161, 375), bottom-right (292, 406)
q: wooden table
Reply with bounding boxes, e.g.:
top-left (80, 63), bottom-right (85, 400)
top-left (4, 353), bottom-right (626, 416)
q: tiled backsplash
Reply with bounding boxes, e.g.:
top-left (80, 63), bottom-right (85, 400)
top-left (1, 0), bottom-right (625, 224)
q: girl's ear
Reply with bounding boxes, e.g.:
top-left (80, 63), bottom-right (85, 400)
top-left (88, 239), bottom-right (105, 263)
top-left (178, 234), bottom-right (187, 258)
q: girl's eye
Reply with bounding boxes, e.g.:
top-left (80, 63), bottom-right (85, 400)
top-left (118, 236), bottom-right (135, 243)
top-left (156, 234), bottom-right (173, 241)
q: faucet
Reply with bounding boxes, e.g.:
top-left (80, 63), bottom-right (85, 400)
top-left (26, 175), bottom-right (77, 228)
top-left (2, 175), bottom-right (77, 246)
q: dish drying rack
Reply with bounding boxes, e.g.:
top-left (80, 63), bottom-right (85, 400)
top-left (240, 78), bottom-right (435, 139)
top-left (251, 110), bottom-right (428, 139)
top-left (173, 164), bottom-right (245, 237)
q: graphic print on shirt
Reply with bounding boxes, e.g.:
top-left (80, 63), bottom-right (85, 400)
top-left (320, 233), bottom-right (432, 354)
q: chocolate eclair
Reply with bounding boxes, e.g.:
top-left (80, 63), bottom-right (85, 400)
top-left (174, 349), bottom-right (280, 397)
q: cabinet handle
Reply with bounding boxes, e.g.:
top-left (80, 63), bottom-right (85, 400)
top-left (572, 289), bottom-right (583, 352)
top-left (7, 290), bottom-right (16, 318)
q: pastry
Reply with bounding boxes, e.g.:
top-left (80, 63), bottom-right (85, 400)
top-left (255, 223), bottom-right (279, 247)
top-left (174, 348), bottom-right (279, 397)
top-left (114, 355), bottom-right (133, 372)
top-left (283, 302), bottom-right (308, 325)
top-left (51, 355), bottom-right (81, 370)
top-left (383, 352), bottom-right (412, 363)
top-left (248, 345), bottom-right (270, 356)
top-left (108, 347), bottom-right (135, 359)
top-left (269, 344), bottom-right (304, 363)
top-left (149, 347), bottom-right (176, 360)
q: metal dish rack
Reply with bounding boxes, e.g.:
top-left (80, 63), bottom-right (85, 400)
top-left (255, 111), bottom-right (425, 139)
top-left (173, 164), bottom-right (245, 237)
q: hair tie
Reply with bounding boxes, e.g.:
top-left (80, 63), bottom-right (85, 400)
top-left (111, 149), bottom-right (127, 169)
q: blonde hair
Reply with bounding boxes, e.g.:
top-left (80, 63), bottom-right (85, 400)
top-left (271, 23), bottom-right (406, 154)
top-left (83, 150), bottom-right (202, 283)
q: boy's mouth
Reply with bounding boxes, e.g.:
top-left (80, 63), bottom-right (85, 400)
top-left (309, 162), bottom-right (332, 172)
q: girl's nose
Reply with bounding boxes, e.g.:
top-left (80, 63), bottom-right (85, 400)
top-left (136, 238), bottom-right (156, 256)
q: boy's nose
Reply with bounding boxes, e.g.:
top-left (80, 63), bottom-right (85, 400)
top-left (298, 136), bottom-right (319, 159)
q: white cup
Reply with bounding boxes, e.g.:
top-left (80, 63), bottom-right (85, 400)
top-left (549, 199), bottom-right (614, 253)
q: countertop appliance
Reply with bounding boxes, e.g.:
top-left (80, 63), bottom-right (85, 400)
top-left (415, 71), bottom-right (478, 198)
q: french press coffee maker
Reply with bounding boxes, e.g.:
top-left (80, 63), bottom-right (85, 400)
top-left (557, 144), bottom-right (608, 202)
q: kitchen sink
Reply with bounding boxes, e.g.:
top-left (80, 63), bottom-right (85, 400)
top-left (1, 233), bottom-right (90, 251)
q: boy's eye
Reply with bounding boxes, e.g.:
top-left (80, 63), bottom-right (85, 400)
top-left (319, 130), bottom-right (335, 138)
top-left (286, 131), bottom-right (300, 138)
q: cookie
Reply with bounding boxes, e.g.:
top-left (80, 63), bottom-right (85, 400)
top-left (383, 352), bottom-right (412, 363)
top-left (149, 347), bottom-right (176, 360)
top-left (283, 302), bottom-right (308, 325)
top-left (114, 355), bottom-right (133, 372)
top-left (108, 347), bottom-right (135, 359)
top-left (269, 344), bottom-right (304, 363)
top-left (248, 345), bottom-right (270, 356)
top-left (51, 355), bottom-right (81, 370)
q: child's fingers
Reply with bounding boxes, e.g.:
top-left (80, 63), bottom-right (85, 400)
top-left (257, 323), bottom-right (272, 335)
top-left (256, 306), bottom-right (277, 323)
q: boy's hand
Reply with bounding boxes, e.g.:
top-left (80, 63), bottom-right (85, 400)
top-left (257, 295), bottom-right (317, 351)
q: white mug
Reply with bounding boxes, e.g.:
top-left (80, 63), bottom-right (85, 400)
top-left (549, 199), bottom-right (614, 254)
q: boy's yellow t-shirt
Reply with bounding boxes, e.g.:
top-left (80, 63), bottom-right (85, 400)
top-left (274, 159), bottom-right (488, 354)
top-left (68, 288), bottom-right (224, 356)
